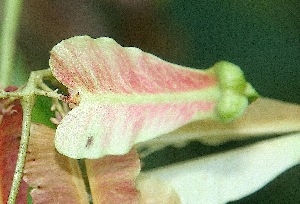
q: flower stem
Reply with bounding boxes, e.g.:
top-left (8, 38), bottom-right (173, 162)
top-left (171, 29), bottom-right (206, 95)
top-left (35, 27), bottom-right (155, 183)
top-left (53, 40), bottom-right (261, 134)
top-left (7, 95), bottom-right (35, 204)
top-left (2, 69), bottom-right (61, 203)
top-left (0, 0), bottom-right (23, 87)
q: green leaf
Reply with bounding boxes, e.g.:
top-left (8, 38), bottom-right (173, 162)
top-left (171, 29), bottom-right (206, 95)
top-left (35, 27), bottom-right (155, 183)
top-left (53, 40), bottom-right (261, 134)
top-left (31, 96), bottom-right (55, 128)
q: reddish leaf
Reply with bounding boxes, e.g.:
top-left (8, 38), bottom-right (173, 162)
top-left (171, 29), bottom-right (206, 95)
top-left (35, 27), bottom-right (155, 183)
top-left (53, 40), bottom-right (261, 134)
top-left (85, 149), bottom-right (141, 204)
top-left (0, 90), bottom-right (28, 204)
top-left (23, 123), bottom-right (142, 204)
top-left (23, 124), bottom-right (89, 204)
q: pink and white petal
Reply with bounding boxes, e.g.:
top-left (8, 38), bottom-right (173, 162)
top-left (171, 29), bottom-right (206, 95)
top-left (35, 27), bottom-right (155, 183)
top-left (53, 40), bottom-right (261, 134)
top-left (55, 100), bottom-right (215, 159)
top-left (50, 36), bottom-right (258, 159)
top-left (50, 36), bottom-right (217, 95)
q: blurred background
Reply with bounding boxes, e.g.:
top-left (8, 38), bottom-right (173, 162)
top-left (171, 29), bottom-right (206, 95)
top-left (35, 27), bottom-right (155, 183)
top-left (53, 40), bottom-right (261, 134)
top-left (1, 0), bottom-right (299, 103)
top-left (1, 0), bottom-right (300, 203)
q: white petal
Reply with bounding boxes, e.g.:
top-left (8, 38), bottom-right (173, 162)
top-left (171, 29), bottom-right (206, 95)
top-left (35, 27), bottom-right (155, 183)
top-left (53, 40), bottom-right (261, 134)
top-left (141, 133), bottom-right (300, 204)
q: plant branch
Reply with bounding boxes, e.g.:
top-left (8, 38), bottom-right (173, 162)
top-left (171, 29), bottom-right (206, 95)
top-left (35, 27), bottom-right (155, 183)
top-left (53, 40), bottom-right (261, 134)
top-left (0, 69), bottom-right (62, 99)
top-left (1, 68), bottom-right (64, 203)
top-left (7, 95), bottom-right (35, 204)
top-left (0, 0), bottom-right (23, 87)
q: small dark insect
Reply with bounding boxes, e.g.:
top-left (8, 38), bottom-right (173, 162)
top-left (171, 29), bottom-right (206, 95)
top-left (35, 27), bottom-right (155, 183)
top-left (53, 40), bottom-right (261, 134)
top-left (85, 136), bottom-right (94, 148)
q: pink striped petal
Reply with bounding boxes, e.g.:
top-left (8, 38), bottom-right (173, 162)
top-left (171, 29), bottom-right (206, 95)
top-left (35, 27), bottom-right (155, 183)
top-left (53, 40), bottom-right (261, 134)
top-left (50, 36), bottom-right (258, 159)
top-left (50, 36), bottom-right (217, 95)
top-left (55, 101), bottom-right (215, 159)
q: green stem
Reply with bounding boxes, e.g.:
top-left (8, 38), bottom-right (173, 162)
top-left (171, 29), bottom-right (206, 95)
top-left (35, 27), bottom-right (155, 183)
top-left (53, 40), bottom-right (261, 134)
top-left (0, 0), bottom-right (23, 87)
top-left (0, 69), bottom-right (61, 99)
top-left (7, 95), bottom-right (35, 204)
top-left (2, 69), bottom-right (60, 203)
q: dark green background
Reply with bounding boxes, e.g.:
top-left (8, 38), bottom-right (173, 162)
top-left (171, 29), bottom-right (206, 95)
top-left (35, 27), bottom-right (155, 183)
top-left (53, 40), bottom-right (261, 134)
top-left (164, 0), bottom-right (300, 104)
top-left (140, 1), bottom-right (300, 203)
top-left (18, 0), bottom-right (300, 105)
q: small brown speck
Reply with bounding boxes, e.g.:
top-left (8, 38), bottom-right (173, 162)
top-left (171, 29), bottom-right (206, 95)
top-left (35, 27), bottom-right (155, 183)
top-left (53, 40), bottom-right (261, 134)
top-left (85, 136), bottom-right (94, 148)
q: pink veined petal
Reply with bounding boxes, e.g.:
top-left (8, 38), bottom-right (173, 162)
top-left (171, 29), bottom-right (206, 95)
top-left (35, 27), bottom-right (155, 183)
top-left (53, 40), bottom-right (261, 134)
top-left (55, 101), bottom-right (215, 159)
top-left (50, 36), bottom-right (258, 159)
top-left (50, 36), bottom-right (217, 95)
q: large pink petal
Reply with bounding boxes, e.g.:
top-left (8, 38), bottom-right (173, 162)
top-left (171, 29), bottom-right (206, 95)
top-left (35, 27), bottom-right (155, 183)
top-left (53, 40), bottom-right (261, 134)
top-left (50, 36), bottom-right (217, 94)
top-left (50, 36), bottom-right (258, 159)
top-left (55, 101), bottom-right (214, 159)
